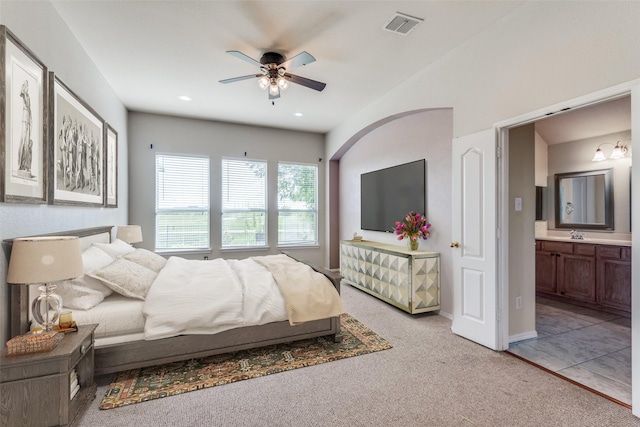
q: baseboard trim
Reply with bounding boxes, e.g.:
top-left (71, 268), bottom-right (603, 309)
top-left (438, 310), bottom-right (453, 320)
top-left (508, 330), bottom-right (538, 344)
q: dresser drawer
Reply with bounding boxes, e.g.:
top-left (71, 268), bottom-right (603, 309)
top-left (597, 245), bottom-right (622, 259)
top-left (541, 241), bottom-right (573, 253)
top-left (574, 244), bottom-right (596, 256)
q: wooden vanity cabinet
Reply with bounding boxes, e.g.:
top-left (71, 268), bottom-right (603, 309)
top-left (535, 239), bottom-right (631, 315)
top-left (535, 242), bottom-right (557, 294)
top-left (597, 245), bottom-right (632, 312)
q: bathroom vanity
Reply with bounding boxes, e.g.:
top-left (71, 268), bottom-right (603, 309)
top-left (535, 238), bottom-right (631, 315)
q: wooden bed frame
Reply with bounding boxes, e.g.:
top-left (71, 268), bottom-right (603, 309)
top-left (5, 226), bottom-right (343, 375)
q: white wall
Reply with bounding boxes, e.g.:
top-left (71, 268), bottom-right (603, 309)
top-left (326, 2), bottom-right (640, 160)
top-left (128, 112), bottom-right (326, 264)
top-left (534, 133), bottom-right (549, 188)
top-left (0, 3), bottom-right (128, 344)
top-left (325, 1), bottom-right (640, 267)
top-left (338, 109), bottom-right (453, 315)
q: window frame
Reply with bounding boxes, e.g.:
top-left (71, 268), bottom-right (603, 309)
top-left (277, 161), bottom-right (319, 247)
top-left (155, 152), bottom-right (211, 254)
top-left (220, 157), bottom-right (268, 250)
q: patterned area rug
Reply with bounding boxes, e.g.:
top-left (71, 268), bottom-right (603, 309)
top-left (99, 314), bottom-right (391, 409)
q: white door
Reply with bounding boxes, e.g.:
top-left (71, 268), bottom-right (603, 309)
top-left (451, 128), bottom-right (500, 350)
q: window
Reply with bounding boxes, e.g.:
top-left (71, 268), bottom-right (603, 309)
top-left (221, 158), bottom-right (267, 248)
top-left (155, 153), bottom-right (210, 251)
top-left (278, 162), bottom-right (318, 245)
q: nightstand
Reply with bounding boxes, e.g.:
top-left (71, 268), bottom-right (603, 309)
top-left (0, 324), bottom-right (98, 427)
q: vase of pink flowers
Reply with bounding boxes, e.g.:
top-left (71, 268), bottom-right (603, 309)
top-left (394, 211), bottom-right (431, 250)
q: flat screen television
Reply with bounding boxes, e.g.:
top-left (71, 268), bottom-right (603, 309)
top-left (360, 159), bottom-right (426, 232)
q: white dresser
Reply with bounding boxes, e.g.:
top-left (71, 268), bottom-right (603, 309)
top-left (340, 240), bottom-right (440, 314)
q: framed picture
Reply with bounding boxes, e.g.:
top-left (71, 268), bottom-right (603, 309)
top-left (105, 124), bottom-right (117, 207)
top-left (51, 73), bottom-right (105, 206)
top-left (0, 26), bottom-right (48, 204)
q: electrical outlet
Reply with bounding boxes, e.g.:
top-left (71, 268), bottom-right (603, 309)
top-left (516, 296), bottom-right (523, 309)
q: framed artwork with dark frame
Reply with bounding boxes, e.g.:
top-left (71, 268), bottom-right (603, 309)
top-left (51, 73), bottom-right (105, 206)
top-left (0, 25), bottom-right (48, 204)
top-left (105, 124), bottom-right (117, 207)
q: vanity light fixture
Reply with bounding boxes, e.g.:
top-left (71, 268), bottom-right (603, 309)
top-left (592, 140), bottom-right (630, 161)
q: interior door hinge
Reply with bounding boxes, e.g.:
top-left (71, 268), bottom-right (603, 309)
top-left (497, 146), bottom-right (502, 158)
top-left (497, 309), bottom-right (502, 321)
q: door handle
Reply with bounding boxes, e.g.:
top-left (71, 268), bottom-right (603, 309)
top-left (450, 242), bottom-right (459, 248)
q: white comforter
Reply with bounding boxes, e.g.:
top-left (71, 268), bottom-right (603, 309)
top-left (143, 256), bottom-right (288, 340)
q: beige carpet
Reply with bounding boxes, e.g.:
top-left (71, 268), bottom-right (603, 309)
top-left (77, 285), bottom-right (638, 426)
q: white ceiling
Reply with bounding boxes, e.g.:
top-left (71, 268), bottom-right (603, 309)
top-left (50, 1), bottom-right (632, 139)
top-left (534, 96), bottom-right (631, 145)
top-left (50, 1), bottom-right (525, 133)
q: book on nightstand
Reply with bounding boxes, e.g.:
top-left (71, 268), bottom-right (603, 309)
top-left (69, 369), bottom-right (80, 399)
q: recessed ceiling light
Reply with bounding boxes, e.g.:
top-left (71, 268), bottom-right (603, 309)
top-left (178, 95), bottom-right (192, 101)
top-left (294, 112), bottom-right (303, 117)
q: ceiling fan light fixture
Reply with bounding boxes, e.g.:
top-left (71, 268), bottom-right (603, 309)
top-left (269, 83), bottom-right (280, 96)
top-left (277, 77), bottom-right (288, 90)
top-left (258, 76), bottom-right (270, 90)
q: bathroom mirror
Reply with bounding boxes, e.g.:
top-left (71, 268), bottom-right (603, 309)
top-left (554, 168), bottom-right (613, 230)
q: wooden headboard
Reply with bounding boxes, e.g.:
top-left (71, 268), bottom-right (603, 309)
top-left (4, 226), bottom-right (113, 337)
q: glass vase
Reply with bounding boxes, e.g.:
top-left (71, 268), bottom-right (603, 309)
top-left (409, 239), bottom-right (419, 251)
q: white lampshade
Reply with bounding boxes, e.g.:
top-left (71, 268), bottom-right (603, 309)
top-left (591, 148), bottom-right (606, 162)
top-left (116, 225), bottom-right (143, 244)
top-left (7, 236), bottom-right (83, 285)
top-left (610, 143), bottom-right (625, 159)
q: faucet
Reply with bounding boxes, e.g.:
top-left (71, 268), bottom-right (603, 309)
top-left (569, 230), bottom-right (585, 240)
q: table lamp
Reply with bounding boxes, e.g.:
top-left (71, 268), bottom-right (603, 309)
top-left (7, 236), bottom-right (83, 332)
top-left (116, 225), bottom-right (143, 245)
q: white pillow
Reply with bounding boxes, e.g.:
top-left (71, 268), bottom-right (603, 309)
top-left (56, 282), bottom-right (105, 310)
top-left (93, 239), bottom-right (136, 258)
top-left (82, 245), bottom-right (115, 272)
top-left (89, 258), bottom-right (157, 300)
top-left (74, 246), bottom-right (116, 297)
top-left (123, 248), bottom-right (167, 273)
top-left (61, 275), bottom-right (112, 298)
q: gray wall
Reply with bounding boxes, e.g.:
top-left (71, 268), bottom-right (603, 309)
top-left (0, 2), bottom-right (128, 344)
top-left (128, 112), bottom-right (326, 264)
top-left (508, 124), bottom-right (536, 339)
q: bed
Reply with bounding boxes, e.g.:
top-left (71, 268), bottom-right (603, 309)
top-left (6, 226), bottom-right (344, 375)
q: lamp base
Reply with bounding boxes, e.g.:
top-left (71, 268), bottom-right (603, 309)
top-left (31, 284), bottom-right (63, 332)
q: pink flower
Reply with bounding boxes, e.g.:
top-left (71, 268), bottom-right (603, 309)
top-left (393, 211), bottom-right (432, 241)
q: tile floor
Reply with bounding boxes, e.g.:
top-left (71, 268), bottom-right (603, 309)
top-left (508, 296), bottom-right (631, 406)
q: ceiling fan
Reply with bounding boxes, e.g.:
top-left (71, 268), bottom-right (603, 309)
top-left (219, 50), bottom-right (326, 103)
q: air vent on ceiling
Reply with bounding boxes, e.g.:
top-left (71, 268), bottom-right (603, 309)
top-left (383, 12), bottom-right (423, 36)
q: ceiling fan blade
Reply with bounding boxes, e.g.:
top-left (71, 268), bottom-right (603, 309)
top-left (219, 74), bottom-right (261, 84)
top-left (280, 51), bottom-right (316, 70)
top-left (284, 73), bottom-right (326, 92)
top-left (226, 50), bottom-right (261, 67)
